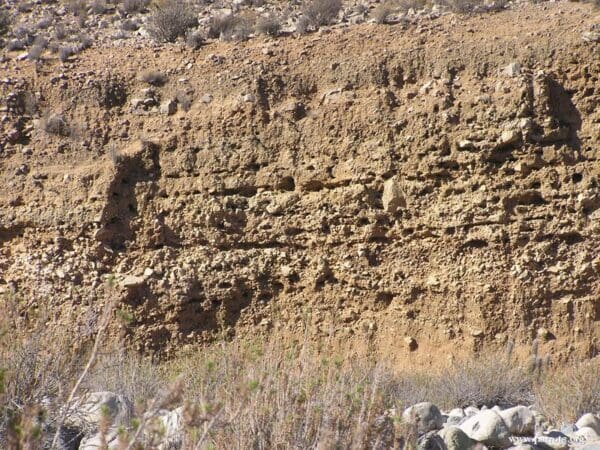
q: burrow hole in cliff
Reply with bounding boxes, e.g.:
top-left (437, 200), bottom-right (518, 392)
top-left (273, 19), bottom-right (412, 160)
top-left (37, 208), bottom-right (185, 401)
top-left (572, 173), bottom-right (583, 183)
top-left (461, 239), bottom-right (489, 249)
top-left (279, 176), bottom-right (295, 191)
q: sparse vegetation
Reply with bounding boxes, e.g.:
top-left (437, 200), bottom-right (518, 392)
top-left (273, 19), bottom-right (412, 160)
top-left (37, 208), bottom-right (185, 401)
top-left (90, 0), bottom-right (107, 15)
top-left (372, 2), bottom-right (396, 24)
top-left (67, 0), bottom-right (88, 17)
top-left (534, 358), bottom-right (600, 423)
top-left (296, 15), bottom-right (310, 34)
top-left (94, 74), bottom-right (128, 108)
top-left (185, 29), bottom-right (204, 48)
top-left (41, 113), bottom-right (71, 136)
top-left (175, 90), bottom-right (193, 111)
top-left (2, 291), bottom-right (599, 450)
top-left (0, 10), bottom-right (11, 38)
top-left (54, 23), bottom-right (68, 41)
top-left (147, 0), bottom-right (198, 43)
top-left (59, 45), bottom-right (76, 62)
top-left (207, 12), bottom-right (255, 41)
top-left (121, 18), bottom-right (140, 31)
top-left (27, 36), bottom-right (47, 61)
top-left (425, 350), bottom-right (534, 408)
top-left (140, 70), bottom-right (167, 86)
top-left (443, 0), bottom-right (485, 14)
top-left (301, 0), bottom-right (342, 30)
top-left (255, 14), bottom-right (282, 37)
top-left (122, 0), bottom-right (151, 14)
top-left (397, 0), bottom-right (427, 12)
top-left (207, 13), bottom-right (236, 39)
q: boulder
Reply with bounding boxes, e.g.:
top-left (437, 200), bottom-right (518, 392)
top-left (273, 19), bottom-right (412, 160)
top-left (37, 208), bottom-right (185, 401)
top-left (537, 430), bottom-right (570, 450)
top-left (66, 391), bottom-right (132, 430)
top-left (419, 430), bottom-right (448, 450)
top-left (531, 409), bottom-right (550, 433)
top-left (576, 414), bottom-right (600, 435)
top-left (573, 427), bottom-right (600, 442)
top-left (460, 409), bottom-right (512, 448)
top-left (464, 407), bottom-right (480, 417)
top-left (382, 178), bottom-right (406, 213)
top-left (575, 441), bottom-right (600, 450)
top-left (438, 426), bottom-right (475, 450)
top-left (144, 407), bottom-right (184, 450)
top-left (446, 409), bottom-right (466, 427)
top-left (403, 402), bottom-right (444, 433)
top-left (78, 429), bottom-right (120, 450)
top-left (500, 406), bottom-right (536, 436)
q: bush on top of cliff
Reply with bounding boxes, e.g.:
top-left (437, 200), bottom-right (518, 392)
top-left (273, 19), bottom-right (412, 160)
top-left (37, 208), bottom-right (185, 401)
top-left (301, 0), bottom-right (342, 29)
top-left (148, 0), bottom-right (198, 43)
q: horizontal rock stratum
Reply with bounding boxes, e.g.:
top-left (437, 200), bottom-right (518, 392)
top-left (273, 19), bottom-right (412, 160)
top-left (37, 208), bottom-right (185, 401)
top-left (0, 1), bottom-right (599, 360)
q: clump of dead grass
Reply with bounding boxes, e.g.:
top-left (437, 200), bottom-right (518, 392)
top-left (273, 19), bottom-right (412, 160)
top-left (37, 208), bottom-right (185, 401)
top-left (534, 358), bottom-right (600, 424)
top-left (372, 2), bottom-right (396, 24)
top-left (301, 0), bottom-right (342, 30)
top-left (147, 0), bottom-right (198, 43)
top-left (140, 70), bottom-right (167, 86)
top-left (2, 292), bottom-right (599, 448)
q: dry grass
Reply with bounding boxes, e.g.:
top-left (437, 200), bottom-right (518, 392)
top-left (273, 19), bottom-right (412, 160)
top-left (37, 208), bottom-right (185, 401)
top-left (185, 30), bottom-right (204, 49)
top-left (0, 9), bottom-right (11, 38)
top-left (1, 295), bottom-right (599, 448)
top-left (140, 70), bottom-right (167, 86)
top-left (255, 14), bottom-right (282, 37)
top-left (426, 352), bottom-right (534, 408)
top-left (0, 293), bottom-right (103, 447)
top-left (534, 358), bottom-right (600, 424)
top-left (122, 0), bottom-right (151, 14)
top-left (94, 73), bottom-right (128, 108)
top-left (147, 0), bottom-right (198, 43)
top-left (371, 2), bottom-right (396, 24)
top-left (207, 12), bottom-right (255, 41)
top-left (41, 113), bottom-right (72, 136)
top-left (301, 0), bottom-right (342, 30)
top-left (166, 341), bottom-right (405, 449)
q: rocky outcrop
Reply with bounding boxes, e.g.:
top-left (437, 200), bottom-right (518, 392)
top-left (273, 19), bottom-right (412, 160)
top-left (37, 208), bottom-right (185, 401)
top-left (0, 1), bottom-right (598, 359)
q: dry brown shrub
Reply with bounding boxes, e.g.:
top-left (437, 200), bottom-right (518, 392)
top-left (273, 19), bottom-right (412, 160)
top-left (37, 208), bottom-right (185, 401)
top-left (255, 14), bottom-right (282, 36)
top-left (140, 70), bottom-right (167, 86)
top-left (301, 0), bottom-right (342, 29)
top-left (534, 358), bottom-right (600, 423)
top-left (147, 0), bottom-right (198, 43)
top-left (372, 2), bottom-right (396, 24)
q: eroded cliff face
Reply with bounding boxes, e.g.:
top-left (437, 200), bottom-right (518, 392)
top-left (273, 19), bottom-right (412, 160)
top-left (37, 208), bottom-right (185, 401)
top-left (1, 2), bottom-right (599, 361)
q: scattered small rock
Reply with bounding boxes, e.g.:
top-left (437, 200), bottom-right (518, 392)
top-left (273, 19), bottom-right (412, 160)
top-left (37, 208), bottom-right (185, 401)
top-left (382, 178), bottom-right (406, 213)
top-left (160, 99), bottom-right (177, 115)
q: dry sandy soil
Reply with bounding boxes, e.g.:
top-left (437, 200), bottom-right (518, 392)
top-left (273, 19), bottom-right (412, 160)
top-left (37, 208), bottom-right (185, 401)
top-left (0, 1), bottom-right (599, 364)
